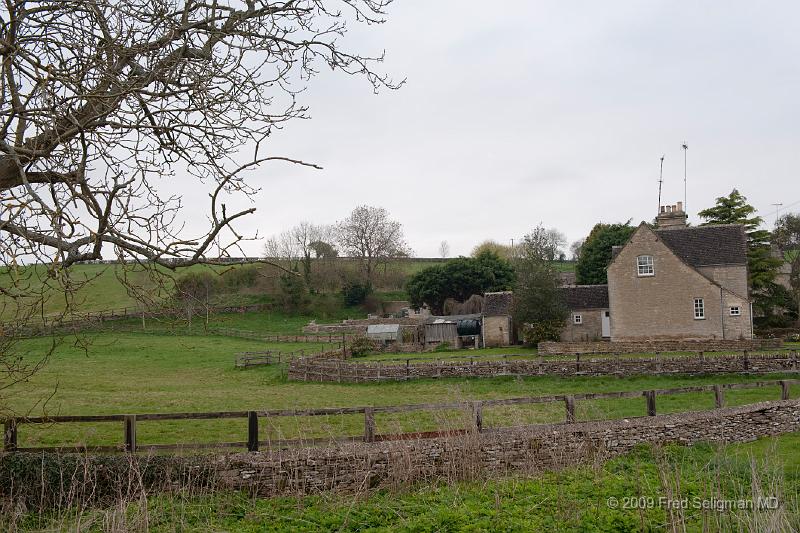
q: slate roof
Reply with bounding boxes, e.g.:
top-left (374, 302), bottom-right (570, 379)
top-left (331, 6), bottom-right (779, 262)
top-left (483, 291), bottom-right (513, 316)
top-left (655, 224), bottom-right (748, 267)
top-left (560, 285), bottom-right (609, 310)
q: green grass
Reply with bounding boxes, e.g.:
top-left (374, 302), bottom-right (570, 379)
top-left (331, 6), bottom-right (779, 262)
top-left (19, 433), bottom-right (800, 531)
top-left (5, 332), bottom-right (798, 449)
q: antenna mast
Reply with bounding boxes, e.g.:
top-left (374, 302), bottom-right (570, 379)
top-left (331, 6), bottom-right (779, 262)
top-left (657, 155), bottom-right (665, 214)
top-left (682, 142), bottom-right (688, 214)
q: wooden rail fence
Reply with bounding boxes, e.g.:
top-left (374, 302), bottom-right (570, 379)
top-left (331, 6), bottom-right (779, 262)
top-left (3, 379), bottom-right (796, 454)
top-left (234, 350), bottom-right (309, 368)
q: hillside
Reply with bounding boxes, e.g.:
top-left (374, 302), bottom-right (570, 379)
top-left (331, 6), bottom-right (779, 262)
top-left (1, 258), bottom-right (576, 319)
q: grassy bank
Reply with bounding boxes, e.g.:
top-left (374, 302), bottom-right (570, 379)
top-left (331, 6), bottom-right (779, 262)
top-left (10, 433), bottom-right (800, 531)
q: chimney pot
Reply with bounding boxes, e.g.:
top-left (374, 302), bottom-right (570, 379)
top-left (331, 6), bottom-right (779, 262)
top-left (677, 201), bottom-right (683, 212)
top-left (660, 206), bottom-right (666, 213)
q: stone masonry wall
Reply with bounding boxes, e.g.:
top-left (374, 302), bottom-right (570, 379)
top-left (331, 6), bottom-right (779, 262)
top-left (215, 400), bottom-right (800, 496)
top-left (288, 350), bottom-right (797, 383)
top-left (539, 338), bottom-right (781, 355)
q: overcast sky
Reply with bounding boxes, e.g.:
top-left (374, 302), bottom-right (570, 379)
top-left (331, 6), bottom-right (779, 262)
top-left (205, 0), bottom-right (800, 258)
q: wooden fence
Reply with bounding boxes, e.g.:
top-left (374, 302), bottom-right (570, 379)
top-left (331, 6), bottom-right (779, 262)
top-left (3, 379), bottom-right (796, 454)
top-left (234, 350), bottom-right (309, 368)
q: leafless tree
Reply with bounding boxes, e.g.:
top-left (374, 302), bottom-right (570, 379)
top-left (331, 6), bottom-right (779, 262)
top-left (438, 240), bottom-right (450, 259)
top-left (570, 239), bottom-right (585, 261)
top-left (336, 205), bottom-right (410, 283)
top-left (264, 221), bottom-right (333, 280)
top-left (0, 0), bottom-right (399, 410)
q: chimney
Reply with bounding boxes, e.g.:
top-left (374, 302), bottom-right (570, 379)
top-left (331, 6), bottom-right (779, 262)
top-left (656, 201), bottom-right (687, 230)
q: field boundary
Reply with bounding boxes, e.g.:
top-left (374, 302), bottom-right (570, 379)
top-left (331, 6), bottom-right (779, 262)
top-left (289, 350), bottom-right (800, 382)
top-left (3, 378), bottom-right (795, 454)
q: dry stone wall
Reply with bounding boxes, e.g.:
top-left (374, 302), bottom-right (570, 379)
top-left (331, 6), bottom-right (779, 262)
top-left (215, 399), bottom-right (800, 496)
top-left (539, 339), bottom-right (781, 356)
top-left (288, 352), bottom-right (799, 383)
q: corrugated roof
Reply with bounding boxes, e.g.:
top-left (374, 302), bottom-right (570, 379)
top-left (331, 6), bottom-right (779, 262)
top-left (656, 225), bottom-right (748, 267)
top-left (560, 285), bottom-right (609, 310)
top-left (366, 324), bottom-right (401, 334)
top-left (483, 291), bottom-right (513, 316)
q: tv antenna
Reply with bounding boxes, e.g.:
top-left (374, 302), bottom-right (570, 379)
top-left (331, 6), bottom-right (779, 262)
top-left (771, 203), bottom-right (783, 227)
top-left (657, 155), bottom-right (665, 214)
top-left (682, 142), bottom-right (688, 214)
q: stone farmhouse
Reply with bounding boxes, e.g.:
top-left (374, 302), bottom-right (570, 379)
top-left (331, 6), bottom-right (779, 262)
top-left (561, 202), bottom-right (753, 342)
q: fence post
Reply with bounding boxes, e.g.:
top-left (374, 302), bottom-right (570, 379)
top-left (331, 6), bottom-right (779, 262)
top-left (406, 359), bottom-right (410, 380)
top-left (781, 381), bottom-right (791, 401)
top-left (473, 402), bottom-right (483, 432)
top-left (3, 419), bottom-right (18, 452)
top-left (654, 352), bottom-right (661, 373)
top-left (714, 385), bottom-right (725, 408)
top-left (364, 408), bottom-right (376, 443)
top-left (743, 350), bottom-right (749, 371)
top-left (699, 350), bottom-right (705, 361)
top-left (247, 411), bottom-right (259, 452)
top-left (576, 353), bottom-right (581, 373)
top-left (565, 396), bottom-right (576, 423)
top-left (645, 391), bottom-right (657, 416)
top-left (124, 415), bottom-right (137, 453)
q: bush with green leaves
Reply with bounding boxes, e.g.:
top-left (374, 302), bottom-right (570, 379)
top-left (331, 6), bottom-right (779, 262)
top-left (520, 321), bottom-right (564, 347)
top-left (406, 251), bottom-right (515, 314)
top-left (342, 281), bottom-right (372, 307)
top-left (349, 336), bottom-right (379, 357)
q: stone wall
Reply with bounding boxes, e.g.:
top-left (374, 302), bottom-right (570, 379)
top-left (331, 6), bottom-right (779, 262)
top-left (215, 399), bottom-right (800, 496)
top-left (539, 338), bottom-right (781, 355)
top-left (288, 350), bottom-right (797, 383)
top-left (304, 317), bottom-right (426, 334)
top-left (8, 400), bottom-right (800, 506)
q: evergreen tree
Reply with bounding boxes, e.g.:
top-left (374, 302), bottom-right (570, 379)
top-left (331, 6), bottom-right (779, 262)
top-left (575, 222), bottom-right (635, 284)
top-left (698, 189), bottom-right (782, 315)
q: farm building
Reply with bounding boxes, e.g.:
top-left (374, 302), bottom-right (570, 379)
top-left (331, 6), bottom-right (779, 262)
top-left (559, 285), bottom-right (610, 341)
top-left (482, 291), bottom-right (514, 347)
top-left (424, 314), bottom-right (482, 348)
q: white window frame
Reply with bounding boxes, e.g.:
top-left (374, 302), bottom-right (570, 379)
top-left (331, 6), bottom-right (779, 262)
top-left (730, 306), bottom-right (741, 316)
top-left (694, 298), bottom-right (705, 320)
top-left (573, 313), bottom-right (583, 325)
top-left (637, 255), bottom-right (655, 277)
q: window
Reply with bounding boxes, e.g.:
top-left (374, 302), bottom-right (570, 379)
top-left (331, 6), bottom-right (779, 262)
top-left (637, 255), bottom-right (654, 276)
top-left (730, 306), bottom-right (741, 316)
top-left (573, 314), bottom-right (582, 325)
top-left (694, 298), bottom-right (705, 320)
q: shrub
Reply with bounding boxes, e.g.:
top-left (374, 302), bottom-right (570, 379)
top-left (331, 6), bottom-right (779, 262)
top-left (433, 341), bottom-right (452, 352)
top-left (342, 281), bottom-right (372, 307)
top-left (173, 271), bottom-right (221, 303)
top-left (349, 336), bottom-right (378, 357)
top-left (521, 320), bottom-right (563, 347)
top-left (221, 265), bottom-right (260, 291)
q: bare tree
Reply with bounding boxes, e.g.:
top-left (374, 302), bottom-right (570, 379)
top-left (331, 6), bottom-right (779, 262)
top-left (439, 240), bottom-right (450, 259)
top-left (570, 239), bottom-right (585, 261)
top-left (0, 0), bottom-right (398, 269)
top-left (0, 0), bottom-right (399, 410)
top-left (521, 226), bottom-right (566, 262)
top-left (336, 205), bottom-right (410, 284)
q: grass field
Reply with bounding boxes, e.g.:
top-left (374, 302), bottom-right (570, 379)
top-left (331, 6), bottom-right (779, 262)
top-left (5, 332), bottom-right (798, 450)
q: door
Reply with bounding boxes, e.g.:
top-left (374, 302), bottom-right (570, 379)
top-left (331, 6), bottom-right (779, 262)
top-left (601, 311), bottom-right (611, 338)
